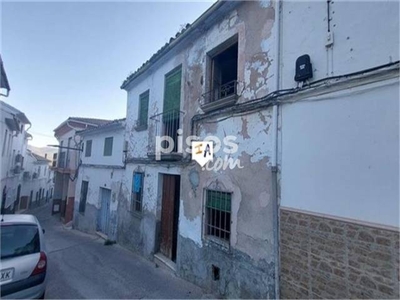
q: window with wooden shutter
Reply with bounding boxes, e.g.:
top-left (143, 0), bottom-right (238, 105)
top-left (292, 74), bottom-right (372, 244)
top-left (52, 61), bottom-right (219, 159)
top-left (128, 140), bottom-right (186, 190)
top-left (103, 137), bottom-right (113, 156)
top-left (137, 90), bottom-right (149, 129)
top-left (163, 67), bottom-right (182, 119)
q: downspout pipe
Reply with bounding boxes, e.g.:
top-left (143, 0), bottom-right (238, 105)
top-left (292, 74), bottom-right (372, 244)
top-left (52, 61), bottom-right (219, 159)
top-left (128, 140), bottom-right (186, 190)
top-left (271, 0), bottom-right (281, 298)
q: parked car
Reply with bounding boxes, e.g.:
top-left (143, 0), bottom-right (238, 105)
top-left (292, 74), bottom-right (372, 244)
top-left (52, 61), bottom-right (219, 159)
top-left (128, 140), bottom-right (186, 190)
top-left (1, 214), bottom-right (47, 299)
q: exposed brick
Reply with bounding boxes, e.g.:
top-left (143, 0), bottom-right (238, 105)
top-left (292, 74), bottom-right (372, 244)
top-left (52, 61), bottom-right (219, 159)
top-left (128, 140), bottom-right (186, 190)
top-left (332, 227), bottom-right (344, 235)
top-left (280, 210), bottom-right (399, 299)
top-left (319, 261), bottom-right (332, 273)
top-left (376, 237), bottom-right (391, 246)
top-left (369, 251), bottom-right (391, 262)
top-left (333, 268), bottom-right (345, 278)
top-left (318, 222), bottom-right (331, 233)
top-left (360, 276), bottom-right (377, 289)
top-left (358, 231), bottom-right (374, 242)
top-left (378, 284), bottom-right (394, 295)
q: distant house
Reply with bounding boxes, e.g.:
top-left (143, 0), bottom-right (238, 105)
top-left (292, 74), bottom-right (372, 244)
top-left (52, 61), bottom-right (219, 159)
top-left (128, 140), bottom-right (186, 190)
top-left (0, 54), bottom-right (11, 97)
top-left (52, 117), bottom-right (112, 224)
top-left (73, 118), bottom-right (126, 240)
top-left (0, 100), bottom-right (31, 213)
top-left (19, 150), bottom-right (54, 211)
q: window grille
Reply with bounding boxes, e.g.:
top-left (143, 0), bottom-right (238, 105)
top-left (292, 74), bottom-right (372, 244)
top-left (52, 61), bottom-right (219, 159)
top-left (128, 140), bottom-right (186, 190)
top-left (132, 172), bottom-right (144, 213)
top-left (205, 189), bottom-right (231, 242)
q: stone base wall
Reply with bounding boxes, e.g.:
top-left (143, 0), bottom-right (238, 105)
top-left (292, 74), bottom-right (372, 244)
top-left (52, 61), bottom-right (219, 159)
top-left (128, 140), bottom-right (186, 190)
top-left (177, 236), bottom-right (276, 299)
top-left (280, 208), bottom-right (399, 299)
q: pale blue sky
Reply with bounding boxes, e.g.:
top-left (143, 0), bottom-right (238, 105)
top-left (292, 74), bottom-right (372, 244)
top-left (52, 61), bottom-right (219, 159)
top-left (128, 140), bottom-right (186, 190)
top-left (1, 0), bottom-right (214, 147)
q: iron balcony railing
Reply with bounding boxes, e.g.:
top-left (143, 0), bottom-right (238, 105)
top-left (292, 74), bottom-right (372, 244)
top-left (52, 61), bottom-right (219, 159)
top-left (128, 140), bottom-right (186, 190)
top-left (148, 109), bottom-right (184, 156)
top-left (201, 80), bottom-right (238, 106)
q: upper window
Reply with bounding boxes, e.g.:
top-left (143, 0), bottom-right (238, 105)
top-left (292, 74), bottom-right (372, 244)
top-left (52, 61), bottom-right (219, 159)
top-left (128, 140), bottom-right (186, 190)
top-left (163, 67), bottom-right (182, 113)
top-left (131, 172), bottom-right (144, 213)
top-left (79, 181), bottom-right (89, 214)
top-left (103, 137), bottom-right (113, 156)
top-left (204, 189), bottom-right (232, 243)
top-left (202, 37), bottom-right (238, 109)
top-left (137, 90), bottom-right (149, 129)
top-left (85, 140), bottom-right (92, 157)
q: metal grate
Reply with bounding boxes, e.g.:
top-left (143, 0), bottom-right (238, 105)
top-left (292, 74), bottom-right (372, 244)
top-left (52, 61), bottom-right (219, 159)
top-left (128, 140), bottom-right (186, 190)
top-left (132, 172), bottom-right (144, 212)
top-left (205, 189), bottom-right (231, 242)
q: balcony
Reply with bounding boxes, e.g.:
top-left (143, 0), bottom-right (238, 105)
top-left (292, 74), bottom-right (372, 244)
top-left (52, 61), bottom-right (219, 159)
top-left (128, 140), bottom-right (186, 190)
top-left (201, 80), bottom-right (238, 113)
top-left (148, 109), bottom-right (184, 161)
top-left (23, 171), bottom-right (31, 181)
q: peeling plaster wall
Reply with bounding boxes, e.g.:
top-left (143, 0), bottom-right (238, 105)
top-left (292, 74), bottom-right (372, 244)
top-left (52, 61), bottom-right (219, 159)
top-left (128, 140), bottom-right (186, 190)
top-left (123, 1), bottom-right (278, 297)
top-left (74, 166), bottom-right (124, 240)
top-left (116, 163), bottom-right (181, 258)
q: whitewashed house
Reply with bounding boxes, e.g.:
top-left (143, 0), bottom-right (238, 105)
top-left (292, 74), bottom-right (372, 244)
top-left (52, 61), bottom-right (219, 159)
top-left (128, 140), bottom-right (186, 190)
top-left (0, 100), bottom-right (31, 213)
top-left (53, 117), bottom-right (111, 224)
top-left (117, 0), bottom-right (399, 299)
top-left (19, 150), bottom-right (54, 210)
top-left (73, 118), bottom-right (125, 240)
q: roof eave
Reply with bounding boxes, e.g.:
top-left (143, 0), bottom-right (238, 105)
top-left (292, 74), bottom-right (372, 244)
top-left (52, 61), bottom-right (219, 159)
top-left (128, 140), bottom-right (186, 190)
top-left (120, 0), bottom-right (240, 91)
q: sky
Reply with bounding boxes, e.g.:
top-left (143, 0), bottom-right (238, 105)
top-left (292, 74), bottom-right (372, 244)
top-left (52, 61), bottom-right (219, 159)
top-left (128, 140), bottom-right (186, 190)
top-left (1, 0), bottom-right (214, 147)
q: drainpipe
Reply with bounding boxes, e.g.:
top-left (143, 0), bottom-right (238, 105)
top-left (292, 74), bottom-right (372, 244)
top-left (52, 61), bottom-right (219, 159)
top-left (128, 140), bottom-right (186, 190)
top-left (271, 0), bottom-right (281, 298)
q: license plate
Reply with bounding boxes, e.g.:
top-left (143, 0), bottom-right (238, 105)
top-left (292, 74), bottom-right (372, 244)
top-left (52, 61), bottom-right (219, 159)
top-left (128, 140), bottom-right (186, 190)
top-left (1, 268), bottom-right (14, 282)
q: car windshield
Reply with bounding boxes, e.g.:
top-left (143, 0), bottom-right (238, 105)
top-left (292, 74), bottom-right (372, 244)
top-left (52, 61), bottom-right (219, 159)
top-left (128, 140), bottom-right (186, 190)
top-left (1, 224), bottom-right (40, 260)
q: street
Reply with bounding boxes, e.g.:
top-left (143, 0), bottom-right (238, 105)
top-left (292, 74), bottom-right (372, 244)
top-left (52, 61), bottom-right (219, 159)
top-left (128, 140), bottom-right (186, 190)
top-left (30, 204), bottom-right (204, 299)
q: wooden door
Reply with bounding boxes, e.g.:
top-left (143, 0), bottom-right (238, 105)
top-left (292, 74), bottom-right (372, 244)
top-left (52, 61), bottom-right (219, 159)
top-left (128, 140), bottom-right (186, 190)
top-left (160, 175), bottom-right (177, 260)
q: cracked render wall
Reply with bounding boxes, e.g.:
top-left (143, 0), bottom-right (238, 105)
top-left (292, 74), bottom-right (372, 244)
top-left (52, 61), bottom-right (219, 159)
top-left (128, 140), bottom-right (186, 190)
top-left (122, 1), bottom-right (278, 298)
top-left (74, 166), bottom-right (124, 241)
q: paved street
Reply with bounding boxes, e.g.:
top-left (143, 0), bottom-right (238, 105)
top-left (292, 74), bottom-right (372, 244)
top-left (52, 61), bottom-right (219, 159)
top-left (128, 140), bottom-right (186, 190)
top-left (29, 204), bottom-right (203, 299)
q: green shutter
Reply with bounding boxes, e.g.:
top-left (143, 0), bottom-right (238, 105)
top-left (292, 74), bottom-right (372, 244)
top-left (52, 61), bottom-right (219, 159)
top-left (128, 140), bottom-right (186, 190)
top-left (206, 190), bottom-right (231, 212)
top-left (163, 68), bottom-right (182, 119)
top-left (104, 137), bottom-right (113, 156)
top-left (139, 91), bottom-right (149, 126)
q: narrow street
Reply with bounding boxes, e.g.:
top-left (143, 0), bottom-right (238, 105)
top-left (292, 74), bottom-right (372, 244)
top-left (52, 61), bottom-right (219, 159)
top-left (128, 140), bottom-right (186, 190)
top-left (29, 204), bottom-right (204, 299)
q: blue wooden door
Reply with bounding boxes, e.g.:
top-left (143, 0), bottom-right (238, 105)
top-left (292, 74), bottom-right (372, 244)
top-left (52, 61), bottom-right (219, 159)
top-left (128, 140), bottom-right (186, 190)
top-left (98, 188), bottom-right (111, 235)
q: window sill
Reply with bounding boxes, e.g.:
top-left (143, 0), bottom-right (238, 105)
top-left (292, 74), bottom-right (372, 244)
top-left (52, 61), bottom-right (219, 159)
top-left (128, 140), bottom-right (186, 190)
top-left (135, 124), bottom-right (148, 132)
top-left (204, 236), bottom-right (230, 252)
top-left (130, 210), bottom-right (143, 219)
top-left (200, 94), bottom-right (238, 113)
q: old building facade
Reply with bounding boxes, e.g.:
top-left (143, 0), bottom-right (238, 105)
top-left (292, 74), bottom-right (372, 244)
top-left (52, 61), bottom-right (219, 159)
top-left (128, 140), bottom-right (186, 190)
top-left (53, 117), bottom-right (111, 224)
top-left (120, 1), bottom-right (279, 298)
top-left (62, 0), bottom-right (399, 298)
top-left (277, 1), bottom-right (399, 298)
top-left (73, 119), bottom-right (126, 241)
top-left (0, 100), bottom-right (31, 213)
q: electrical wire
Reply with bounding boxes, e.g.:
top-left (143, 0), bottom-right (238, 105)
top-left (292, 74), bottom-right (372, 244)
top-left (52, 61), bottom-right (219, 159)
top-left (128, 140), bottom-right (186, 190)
top-left (191, 60), bottom-right (399, 131)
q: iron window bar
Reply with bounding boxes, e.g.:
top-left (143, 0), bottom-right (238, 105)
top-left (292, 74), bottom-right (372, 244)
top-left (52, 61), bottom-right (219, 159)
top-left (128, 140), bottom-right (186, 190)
top-left (201, 80), bottom-right (238, 106)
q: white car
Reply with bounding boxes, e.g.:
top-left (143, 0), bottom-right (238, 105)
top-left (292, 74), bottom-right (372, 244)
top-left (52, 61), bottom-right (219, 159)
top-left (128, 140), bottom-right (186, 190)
top-left (1, 214), bottom-right (47, 299)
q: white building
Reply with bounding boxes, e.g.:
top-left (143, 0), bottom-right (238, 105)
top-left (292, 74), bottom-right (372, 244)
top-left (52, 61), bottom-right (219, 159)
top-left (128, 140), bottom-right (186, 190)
top-left (53, 117), bottom-right (112, 224)
top-left (116, 0), bottom-right (399, 299)
top-left (19, 150), bottom-right (54, 210)
top-left (73, 118), bottom-right (125, 240)
top-left (0, 100), bottom-right (31, 213)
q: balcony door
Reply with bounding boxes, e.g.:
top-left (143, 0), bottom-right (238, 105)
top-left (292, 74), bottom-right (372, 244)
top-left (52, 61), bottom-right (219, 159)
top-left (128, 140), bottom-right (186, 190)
top-left (162, 67), bottom-right (182, 153)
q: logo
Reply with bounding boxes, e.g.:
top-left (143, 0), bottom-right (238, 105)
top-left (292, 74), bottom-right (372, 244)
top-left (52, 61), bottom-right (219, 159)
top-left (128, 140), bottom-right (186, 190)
top-left (192, 141), bottom-right (213, 167)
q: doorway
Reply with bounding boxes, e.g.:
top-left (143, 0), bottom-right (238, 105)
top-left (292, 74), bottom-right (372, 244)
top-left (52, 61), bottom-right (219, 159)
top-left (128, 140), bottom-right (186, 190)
top-left (97, 188), bottom-right (111, 236)
top-left (160, 174), bottom-right (181, 262)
